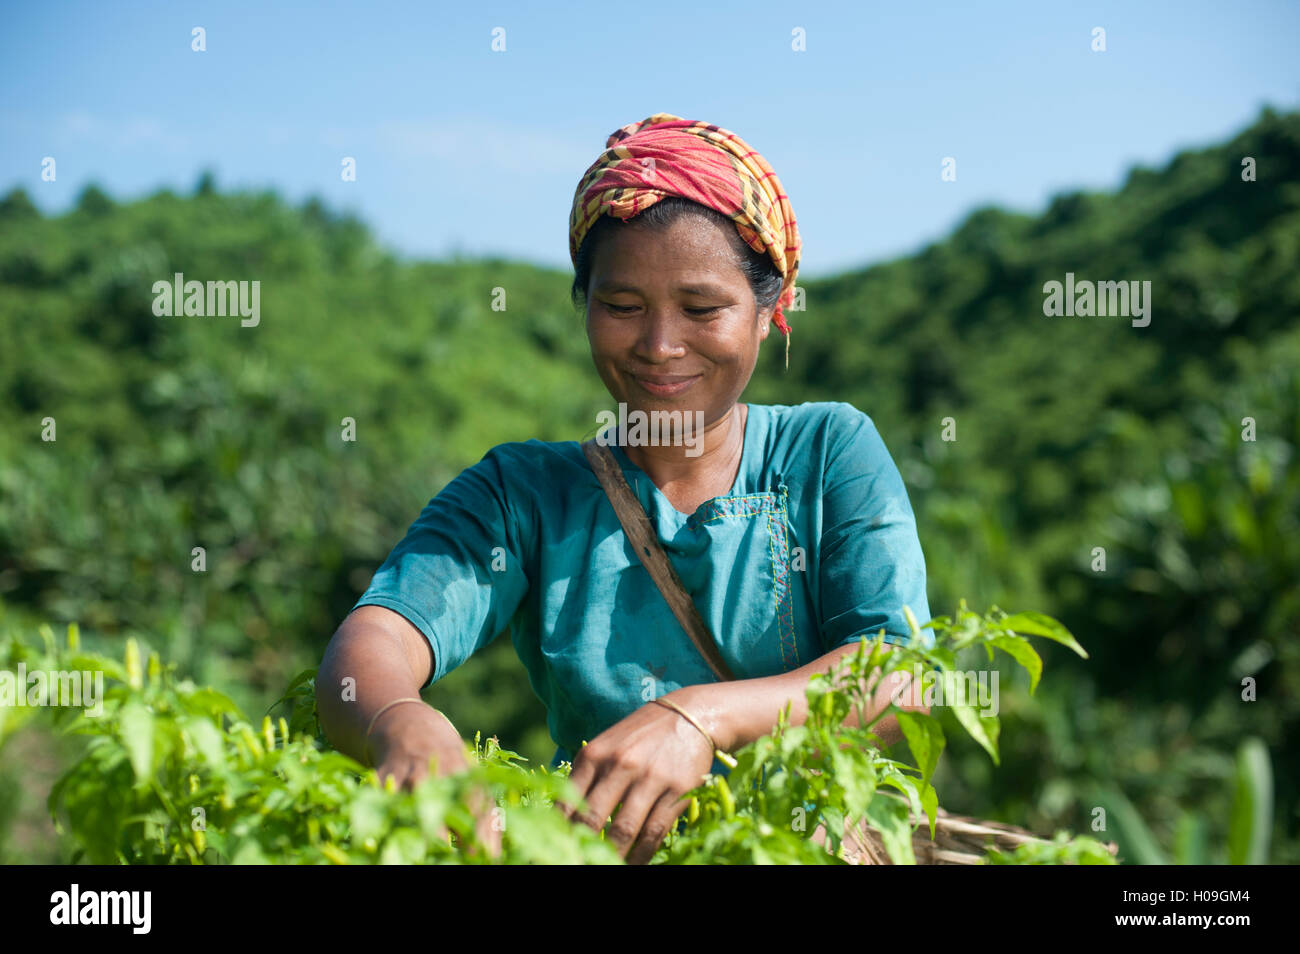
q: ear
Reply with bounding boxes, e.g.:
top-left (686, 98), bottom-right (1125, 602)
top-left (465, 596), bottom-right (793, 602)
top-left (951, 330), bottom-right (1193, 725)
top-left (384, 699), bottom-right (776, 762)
top-left (757, 303), bottom-right (776, 341)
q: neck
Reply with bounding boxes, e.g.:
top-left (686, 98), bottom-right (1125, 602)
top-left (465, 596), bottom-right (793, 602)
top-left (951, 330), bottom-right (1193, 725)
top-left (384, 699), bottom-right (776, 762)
top-left (621, 403), bottom-right (747, 492)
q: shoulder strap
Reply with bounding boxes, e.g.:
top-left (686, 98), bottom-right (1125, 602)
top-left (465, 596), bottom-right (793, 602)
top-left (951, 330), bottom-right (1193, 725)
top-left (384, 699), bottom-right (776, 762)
top-left (581, 438), bottom-right (736, 682)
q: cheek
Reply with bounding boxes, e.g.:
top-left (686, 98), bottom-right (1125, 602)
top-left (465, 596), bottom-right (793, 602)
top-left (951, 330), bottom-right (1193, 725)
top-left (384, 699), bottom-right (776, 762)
top-left (585, 315), bottom-right (620, 354)
top-left (590, 331), bottom-right (628, 366)
top-left (701, 318), bottom-right (760, 363)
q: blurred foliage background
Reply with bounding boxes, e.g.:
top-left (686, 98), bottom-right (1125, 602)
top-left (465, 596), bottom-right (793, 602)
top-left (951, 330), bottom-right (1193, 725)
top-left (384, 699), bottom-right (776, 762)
top-left (1, 106), bottom-right (1296, 864)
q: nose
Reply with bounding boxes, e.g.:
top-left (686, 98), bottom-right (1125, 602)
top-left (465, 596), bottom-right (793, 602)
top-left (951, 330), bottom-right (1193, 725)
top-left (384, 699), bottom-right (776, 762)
top-left (633, 308), bottom-right (688, 364)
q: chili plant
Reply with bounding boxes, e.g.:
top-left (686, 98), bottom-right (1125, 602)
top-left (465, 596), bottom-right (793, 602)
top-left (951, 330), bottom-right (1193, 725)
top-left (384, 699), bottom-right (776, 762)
top-left (653, 601), bottom-right (1116, 864)
top-left (3, 603), bottom-right (1115, 864)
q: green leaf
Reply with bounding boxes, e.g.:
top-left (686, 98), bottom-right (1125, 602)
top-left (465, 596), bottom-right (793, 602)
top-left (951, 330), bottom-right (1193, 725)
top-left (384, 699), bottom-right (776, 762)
top-left (269, 668), bottom-right (318, 709)
top-left (349, 788), bottom-right (389, 843)
top-left (895, 710), bottom-right (945, 785)
top-left (282, 668), bottom-right (317, 693)
top-left (865, 794), bottom-right (915, 865)
top-left (118, 701), bottom-right (155, 787)
top-left (178, 687), bottom-right (242, 718)
top-left (928, 647), bottom-right (957, 673)
top-left (1000, 612), bottom-right (1087, 658)
top-left (1227, 737), bottom-right (1272, 865)
top-left (989, 635), bottom-right (1042, 694)
top-left (181, 716), bottom-right (226, 768)
top-left (876, 763), bottom-right (923, 817)
top-left (230, 840), bottom-right (269, 864)
top-left (836, 751), bottom-right (877, 819)
top-left (918, 781), bottom-right (939, 840)
top-left (379, 827), bottom-right (429, 865)
top-left (951, 703), bottom-right (1000, 765)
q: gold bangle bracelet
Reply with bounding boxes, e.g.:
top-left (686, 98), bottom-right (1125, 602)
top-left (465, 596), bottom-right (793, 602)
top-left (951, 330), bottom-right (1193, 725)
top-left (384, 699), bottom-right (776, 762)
top-left (651, 697), bottom-right (717, 755)
top-left (362, 696), bottom-right (426, 765)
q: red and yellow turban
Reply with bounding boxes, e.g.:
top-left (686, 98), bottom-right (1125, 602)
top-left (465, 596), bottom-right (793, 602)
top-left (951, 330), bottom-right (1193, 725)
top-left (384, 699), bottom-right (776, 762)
top-left (568, 113), bottom-right (801, 362)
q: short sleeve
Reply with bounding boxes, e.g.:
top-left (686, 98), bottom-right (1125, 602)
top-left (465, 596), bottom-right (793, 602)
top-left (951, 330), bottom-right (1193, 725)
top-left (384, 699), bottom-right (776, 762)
top-left (817, 404), bottom-right (932, 651)
top-left (352, 445), bottom-right (532, 688)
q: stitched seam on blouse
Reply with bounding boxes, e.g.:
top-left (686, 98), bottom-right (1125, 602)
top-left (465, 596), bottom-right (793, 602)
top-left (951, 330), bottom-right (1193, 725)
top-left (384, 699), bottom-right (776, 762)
top-left (693, 493), bottom-right (774, 525)
top-left (692, 488), bottom-right (797, 669)
top-left (764, 503), bottom-right (785, 668)
top-left (770, 485), bottom-right (796, 668)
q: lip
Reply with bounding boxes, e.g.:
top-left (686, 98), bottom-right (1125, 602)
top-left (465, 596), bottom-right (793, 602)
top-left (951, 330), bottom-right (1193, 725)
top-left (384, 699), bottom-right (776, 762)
top-left (631, 373), bottom-right (701, 397)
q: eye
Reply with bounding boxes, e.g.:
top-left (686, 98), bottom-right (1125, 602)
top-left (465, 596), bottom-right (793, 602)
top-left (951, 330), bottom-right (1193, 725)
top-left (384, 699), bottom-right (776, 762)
top-left (600, 302), bottom-right (721, 316)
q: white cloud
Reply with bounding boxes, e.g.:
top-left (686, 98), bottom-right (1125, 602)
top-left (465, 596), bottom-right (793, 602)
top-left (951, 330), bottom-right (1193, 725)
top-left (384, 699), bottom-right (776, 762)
top-left (58, 111), bottom-right (183, 150)
top-left (375, 116), bottom-right (590, 175)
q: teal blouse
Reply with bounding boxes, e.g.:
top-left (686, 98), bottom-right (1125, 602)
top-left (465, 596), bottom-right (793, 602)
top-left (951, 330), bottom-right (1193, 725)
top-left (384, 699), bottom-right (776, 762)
top-left (353, 401), bottom-right (932, 767)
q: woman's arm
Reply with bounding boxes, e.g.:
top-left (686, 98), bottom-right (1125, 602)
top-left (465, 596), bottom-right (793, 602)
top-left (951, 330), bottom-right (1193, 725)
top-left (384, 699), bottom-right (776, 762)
top-left (671, 640), bottom-right (927, 753)
top-left (317, 605), bottom-right (470, 786)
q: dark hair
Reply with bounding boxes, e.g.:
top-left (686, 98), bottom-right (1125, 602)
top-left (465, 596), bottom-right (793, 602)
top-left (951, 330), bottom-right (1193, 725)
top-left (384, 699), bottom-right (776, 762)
top-left (570, 196), bottom-right (784, 317)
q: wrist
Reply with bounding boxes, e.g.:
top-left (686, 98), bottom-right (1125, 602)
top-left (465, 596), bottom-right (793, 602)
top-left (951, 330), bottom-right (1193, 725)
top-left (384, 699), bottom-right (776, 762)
top-left (366, 702), bottom-right (461, 767)
top-left (363, 697), bottom-right (423, 759)
top-left (669, 683), bottom-right (739, 753)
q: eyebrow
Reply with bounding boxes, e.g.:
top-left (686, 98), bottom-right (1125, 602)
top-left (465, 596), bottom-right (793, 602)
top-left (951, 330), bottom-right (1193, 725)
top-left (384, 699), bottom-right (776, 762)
top-left (592, 281), bottom-right (731, 296)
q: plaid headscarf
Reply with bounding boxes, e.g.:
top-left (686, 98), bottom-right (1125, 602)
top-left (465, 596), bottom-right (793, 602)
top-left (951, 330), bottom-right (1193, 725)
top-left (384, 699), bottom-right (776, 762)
top-left (568, 112), bottom-right (801, 364)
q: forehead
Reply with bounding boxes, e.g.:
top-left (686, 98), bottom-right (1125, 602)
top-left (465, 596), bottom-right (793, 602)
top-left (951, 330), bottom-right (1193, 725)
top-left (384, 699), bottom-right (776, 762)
top-left (589, 215), bottom-right (746, 287)
top-left (591, 278), bottom-right (733, 295)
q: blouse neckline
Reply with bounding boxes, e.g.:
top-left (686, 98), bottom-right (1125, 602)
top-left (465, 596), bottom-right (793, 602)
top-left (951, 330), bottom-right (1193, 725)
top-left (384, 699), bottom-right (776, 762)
top-left (609, 402), bottom-right (759, 521)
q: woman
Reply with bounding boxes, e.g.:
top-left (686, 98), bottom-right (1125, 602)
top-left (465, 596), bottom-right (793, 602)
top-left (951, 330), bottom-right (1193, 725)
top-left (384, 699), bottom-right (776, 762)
top-left (318, 113), bottom-right (932, 864)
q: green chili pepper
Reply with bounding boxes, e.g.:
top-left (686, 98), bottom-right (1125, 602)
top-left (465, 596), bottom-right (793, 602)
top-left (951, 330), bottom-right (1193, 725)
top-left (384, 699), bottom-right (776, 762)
top-left (124, 639), bottom-right (143, 690)
top-left (240, 726), bottom-right (264, 760)
top-left (715, 777), bottom-right (736, 818)
top-left (819, 691), bottom-right (835, 721)
top-left (903, 605), bottom-right (921, 639)
top-left (320, 844), bottom-right (349, 865)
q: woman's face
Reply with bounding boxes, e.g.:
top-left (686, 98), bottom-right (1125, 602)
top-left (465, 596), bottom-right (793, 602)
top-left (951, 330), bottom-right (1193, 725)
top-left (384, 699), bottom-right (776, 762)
top-left (584, 212), bottom-right (774, 432)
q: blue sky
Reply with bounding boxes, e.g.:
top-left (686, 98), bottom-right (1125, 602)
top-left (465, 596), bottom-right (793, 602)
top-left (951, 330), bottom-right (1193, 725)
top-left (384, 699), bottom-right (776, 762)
top-left (2, 0), bottom-right (1297, 279)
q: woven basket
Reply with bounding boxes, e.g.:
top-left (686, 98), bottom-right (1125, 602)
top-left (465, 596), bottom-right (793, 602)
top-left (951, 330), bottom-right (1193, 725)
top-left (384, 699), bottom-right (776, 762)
top-left (833, 798), bottom-right (1119, 865)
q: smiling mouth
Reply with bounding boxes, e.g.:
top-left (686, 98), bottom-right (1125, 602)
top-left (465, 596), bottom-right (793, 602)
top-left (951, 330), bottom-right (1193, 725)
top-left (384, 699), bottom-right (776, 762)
top-left (632, 374), bottom-right (700, 396)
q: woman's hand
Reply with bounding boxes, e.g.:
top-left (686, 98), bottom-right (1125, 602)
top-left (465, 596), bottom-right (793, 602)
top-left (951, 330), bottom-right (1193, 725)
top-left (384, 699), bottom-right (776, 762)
top-left (564, 690), bottom-right (719, 865)
top-left (368, 703), bottom-right (502, 859)
top-left (368, 702), bottom-right (470, 787)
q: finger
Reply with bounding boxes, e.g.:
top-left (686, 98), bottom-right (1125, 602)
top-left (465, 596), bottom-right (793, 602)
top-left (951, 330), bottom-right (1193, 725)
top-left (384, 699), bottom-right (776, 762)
top-left (573, 766), bottom-right (632, 834)
top-left (627, 790), bottom-right (688, 866)
top-left (403, 757), bottom-right (429, 790)
top-left (605, 779), bottom-right (666, 859)
top-left (376, 758), bottom-right (415, 791)
top-left (562, 747), bottom-right (598, 820)
top-left (466, 791), bottom-right (501, 859)
top-left (479, 811), bottom-right (503, 860)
